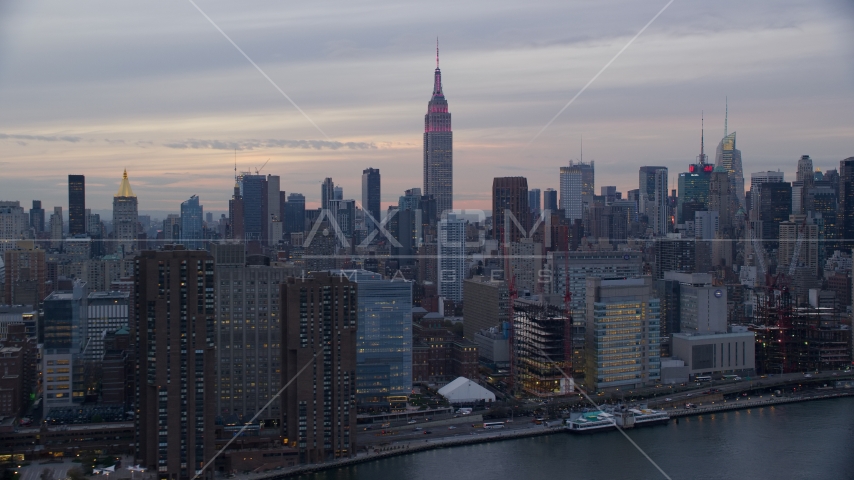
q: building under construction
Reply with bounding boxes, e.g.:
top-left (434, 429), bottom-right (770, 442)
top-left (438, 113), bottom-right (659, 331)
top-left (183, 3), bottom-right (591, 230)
top-left (512, 298), bottom-right (573, 397)
top-left (750, 288), bottom-right (850, 374)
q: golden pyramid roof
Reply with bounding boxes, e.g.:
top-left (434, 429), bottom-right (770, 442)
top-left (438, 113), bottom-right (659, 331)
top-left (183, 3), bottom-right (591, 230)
top-left (115, 169), bottom-right (136, 197)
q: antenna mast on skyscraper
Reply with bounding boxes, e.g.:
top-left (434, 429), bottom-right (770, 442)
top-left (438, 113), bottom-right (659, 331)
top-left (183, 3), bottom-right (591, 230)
top-left (724, 97), bottom-right (728, 138)
top-left (699, 111), bottom-right (706, 165)
top-left (234, 149), bottom-right (238, 182)
top-left (436, 37), bottom-right (439, 69)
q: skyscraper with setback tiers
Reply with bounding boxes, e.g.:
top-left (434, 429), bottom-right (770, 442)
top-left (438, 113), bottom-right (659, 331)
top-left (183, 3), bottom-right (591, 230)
top-left (423, 42), bottom-right (453, 219)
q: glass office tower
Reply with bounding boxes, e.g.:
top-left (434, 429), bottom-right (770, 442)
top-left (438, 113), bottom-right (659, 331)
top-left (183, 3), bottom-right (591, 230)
top-left (336, 270), bottom-right (412, 407)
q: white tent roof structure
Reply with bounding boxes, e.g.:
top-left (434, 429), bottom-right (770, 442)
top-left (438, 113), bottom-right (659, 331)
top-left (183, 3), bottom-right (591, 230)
top-left (437, 377), bottom-right (496, 403)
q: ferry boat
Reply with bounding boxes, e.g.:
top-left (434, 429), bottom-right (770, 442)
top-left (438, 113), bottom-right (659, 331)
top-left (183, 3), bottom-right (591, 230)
top-left (565, 406), bottom-right (669, 433)
top-left (565, 411), bottom-right (616, 433)
top-left (628, 408), bottom-right (670, 427)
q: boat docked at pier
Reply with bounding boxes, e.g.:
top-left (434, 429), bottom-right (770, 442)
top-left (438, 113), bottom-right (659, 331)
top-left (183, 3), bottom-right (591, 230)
top-left (565, 405), bottom-right (670, 433)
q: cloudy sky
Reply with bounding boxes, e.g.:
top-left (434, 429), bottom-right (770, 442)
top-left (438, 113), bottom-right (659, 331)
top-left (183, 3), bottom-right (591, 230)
top-left (1, 0), bottom-right (852, 217)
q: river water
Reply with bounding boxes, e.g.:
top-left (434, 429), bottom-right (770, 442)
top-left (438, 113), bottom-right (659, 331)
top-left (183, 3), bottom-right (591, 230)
top-left (303, 398), bottom-right (854, 480)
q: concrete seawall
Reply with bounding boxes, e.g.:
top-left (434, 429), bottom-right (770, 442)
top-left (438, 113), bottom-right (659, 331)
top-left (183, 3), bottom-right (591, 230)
top-left (668, 391), bottom-right (854, 418)
top-left (252, 425), bottom-right (562, 479)
top-left (243, 391), bottom-right (854, 480)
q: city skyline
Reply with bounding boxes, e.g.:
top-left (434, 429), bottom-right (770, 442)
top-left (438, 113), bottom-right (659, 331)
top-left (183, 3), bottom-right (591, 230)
top-left (2, 2), bottom-right (854, 475)
top-left (1, 1), bottom-right (853, 214)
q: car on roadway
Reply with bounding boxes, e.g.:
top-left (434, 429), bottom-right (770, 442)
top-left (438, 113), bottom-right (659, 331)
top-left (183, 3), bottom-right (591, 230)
top-left (424, 430), bottom-right (432, 434)
top-left (414, 427), bottom-right (423, 431)
top-left (407, 420), bottom-right (417, 424)
top-left (804, 373), bottom-right (813, 378)
top-left (448, 426), bottom-right (457, 430)
top-left (665, 398), bottom-right (673, 401)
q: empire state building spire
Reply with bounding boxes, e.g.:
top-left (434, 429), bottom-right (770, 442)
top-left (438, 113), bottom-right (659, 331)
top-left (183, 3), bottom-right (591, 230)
top-left (424, 40), bottom-right (453, 218)
top-left (434, 38), bottom-right (442, 95)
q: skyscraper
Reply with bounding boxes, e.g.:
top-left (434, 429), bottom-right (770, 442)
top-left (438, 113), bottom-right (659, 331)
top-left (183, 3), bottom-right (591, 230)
top-left (715, 131), bottom-right (745, 211)
top-left (329, 199), bottom-right (356, 239)
top-left (838, 157), bottom-right (854, 243)
top-left (792, 155), bottom-right (815, 214)
top-left (805, 183), bottom-right (838, 258)
top-left (180, 195), bottom-right (204, 249)
top-left (796, 155), bottom-right (815, 188)
top-left (30, 200), bottom-right (44, 233)
top-left (492, 177), bottom-right (529, 244)
top-left (112, 170), bottom-right (138, 256)
top-left (361, 168), bottom-right (381, 231)
top-left (709, 166), bottom-right (733, 234)
top-left (438, 214), bottom-right (466, 302)
top-left (285, 193), bottom-right (306, 235)
top-left (85, 291), bottom-right (129, 363)
top-left (281, 273), bottom-right (357, 463)
top-left (49, 206), bottom-right (63, 249)
top-left (754, 181), bottom-right (792, 251)
top-left (528, 188), bottom-right (541, 214)
top-left (43, 280), bottom-right (88, 411)
top-left (241, 174), bottom-right (267, 245)
top-left (638, 166), bottom-right (668, 219)
top-left (778, 214), bottom-right (820, 275)
top-left (321, 178), bottom-right (334, 211)
top-left (600, 186), bottom-right (617, 204)
top-left (652, 168), bottom-right (669, 235)
top-left (0, 201), bottom-right (30, 254)
top-left (546, 250), bottom-right (644, 322)
top-left (750, 170), bottom-right (785, 193)
top-left (513, 298), bottom-right (572, 396)
top-left (423, 46), bottom-right (453, 219)
top-left (338, 270), bottom-right (413, 405)
top-left (677, 123), bottom-right (713, 224)
top-left (267, 174), bottom-right (282, 245)
top-left (543, 188), bottom-right (558, 212)
top-left (559, 164), bottom-right (583, 221)
top-left (68, 175), bottom-right (86, 236)
top-left (3, 240), bottom-right (46, 306)
top-left (578, 161), bottom-right (595, 198)
top-left (212, 244), bottom-right (284, 425)
top-left (585, 276), bottom-right (660, 390)
top-left (135, 246), bottom-right (215, 479)
top-left (463, 276), bottom-right (509, 341)
top-left (677, 167), bottom-right (712, 224)
top-left (394, 189), bottom-right (424, 262)
top-left (228, 181), bottom-right (244, 241)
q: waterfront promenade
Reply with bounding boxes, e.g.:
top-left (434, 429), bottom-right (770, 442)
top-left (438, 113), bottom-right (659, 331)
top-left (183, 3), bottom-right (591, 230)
top-left (231, 389), bottom-right (854, 480)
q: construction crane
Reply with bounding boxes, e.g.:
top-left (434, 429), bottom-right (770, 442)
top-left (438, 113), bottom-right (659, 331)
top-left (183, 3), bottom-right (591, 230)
top-left (255, 158), bottom-right (270, 175)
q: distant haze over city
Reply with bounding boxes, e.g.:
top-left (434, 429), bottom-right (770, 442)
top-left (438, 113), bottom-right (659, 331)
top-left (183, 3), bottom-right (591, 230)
top-left (1, 0), bottom-right (852, 212)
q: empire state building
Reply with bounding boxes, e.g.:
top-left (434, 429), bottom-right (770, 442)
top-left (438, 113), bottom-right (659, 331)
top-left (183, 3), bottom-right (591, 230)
top-left (423, 45), bottom-right (453, 218)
